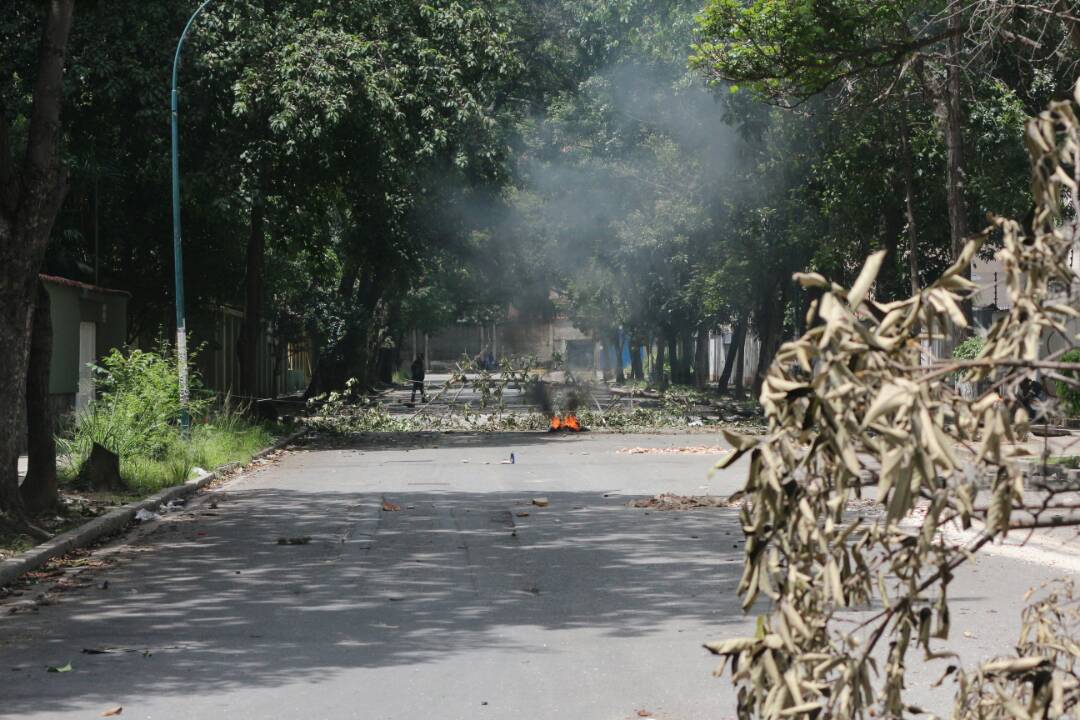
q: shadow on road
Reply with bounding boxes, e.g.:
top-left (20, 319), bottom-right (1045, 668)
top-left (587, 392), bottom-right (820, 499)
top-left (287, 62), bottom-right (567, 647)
top-left (0, 483), bottom-right (747, 715)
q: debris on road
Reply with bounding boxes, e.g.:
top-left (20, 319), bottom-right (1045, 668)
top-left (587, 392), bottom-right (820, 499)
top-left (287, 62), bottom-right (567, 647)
top-left (531, 497), bottom-right (549, 508)
top-left (160, 499), bottom-right (185, 513)
top-left (134, 509), bottom-right (161, 523)
top-left (382, 500), bottom-right (402, 512)
top-left (101, 707), bottom-right (123, 717)
top-left (627, 493), bottom-right (733, 510)
top-left (515, 511), bottom-right (529, 517)
top-left (276, 536), bottom-right (311, 545)
top-left (618, 446), bottom-right (732, 456)
top-left (46, 662), bottom-right (73, 673)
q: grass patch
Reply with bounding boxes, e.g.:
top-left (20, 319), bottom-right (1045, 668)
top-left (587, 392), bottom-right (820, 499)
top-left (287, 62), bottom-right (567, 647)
top-left (115, 419), bottom-right (276, 494)
top-left (56, 346), bottom-right (279, 496)
top-left (58, 416), bottom-right (277, 496)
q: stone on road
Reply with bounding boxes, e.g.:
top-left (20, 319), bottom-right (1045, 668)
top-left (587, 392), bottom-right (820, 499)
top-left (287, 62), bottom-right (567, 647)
top-left (0, 432), bottom-right (1073, 719)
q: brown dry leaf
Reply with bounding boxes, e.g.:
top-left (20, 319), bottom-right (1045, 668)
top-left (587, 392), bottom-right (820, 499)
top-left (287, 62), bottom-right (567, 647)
top-left (618, 446), bottom-right (731, 456)
top-left (627, 494), bottom-right (732, 511)
top-left (382, 501), bottom-right (402, 512)
top-left (101, 708), bottom-right (122, 717)
top-left (636, 710), bottom-right (653, 718)
top-left (515, 512), bottom-right (530, 517)
top-left (531, 498), bottom-right (549, 508)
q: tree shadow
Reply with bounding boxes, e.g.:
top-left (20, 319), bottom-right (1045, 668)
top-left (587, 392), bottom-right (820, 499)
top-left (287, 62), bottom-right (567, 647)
top-left (0, 486), bottom-right (749, 716)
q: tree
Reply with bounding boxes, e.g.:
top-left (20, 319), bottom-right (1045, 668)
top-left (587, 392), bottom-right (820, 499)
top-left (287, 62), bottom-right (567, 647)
top-left (0, 1), bottom-right (75, 532)
top-left (20, 280), bottom-right (58, 514)
top-left (707, 81), bottom-right (1080, 719)
top-left (691, 0), bottom-right (983, 335)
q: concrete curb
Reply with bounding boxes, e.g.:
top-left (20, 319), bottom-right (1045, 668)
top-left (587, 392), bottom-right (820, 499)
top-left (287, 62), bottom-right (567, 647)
top-left (0, 427), bottom-right (309, 589)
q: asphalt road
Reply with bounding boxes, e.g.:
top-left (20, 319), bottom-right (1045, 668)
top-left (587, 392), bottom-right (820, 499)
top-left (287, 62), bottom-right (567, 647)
top-left (0, 431), bottom-right (1075, 719)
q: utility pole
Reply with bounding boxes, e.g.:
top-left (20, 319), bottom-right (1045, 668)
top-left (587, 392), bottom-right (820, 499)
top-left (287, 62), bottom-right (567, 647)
top-left (171, 0), bottom-right (214, 436)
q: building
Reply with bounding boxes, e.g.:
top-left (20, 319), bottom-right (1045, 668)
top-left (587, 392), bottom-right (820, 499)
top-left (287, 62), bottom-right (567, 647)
top-left (190, 305), bottom-right (311, 400)
top-left (418, 291), bottom-right (595, 372)
top-left (38, 274), bottom-right (129, 413)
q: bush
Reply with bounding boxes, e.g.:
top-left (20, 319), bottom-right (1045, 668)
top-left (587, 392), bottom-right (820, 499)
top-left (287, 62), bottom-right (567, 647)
top-left (952, 335), bottom-right (986, 360)
top-left (58, 347), bottom-right (273, 493)
top-left (1056, 349), bottom-right (1080, 417)
top-left (89, 345), bottom-right (209, 459)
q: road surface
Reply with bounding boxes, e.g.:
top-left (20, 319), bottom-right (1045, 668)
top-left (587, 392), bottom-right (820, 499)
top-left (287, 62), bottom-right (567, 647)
top-left (0, 431), bottom-right (1075, 719)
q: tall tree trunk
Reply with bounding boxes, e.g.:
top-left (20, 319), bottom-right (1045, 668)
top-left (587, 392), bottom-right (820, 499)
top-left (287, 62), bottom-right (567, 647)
top-left (945, 3), bottom-right (970, 326)
top-left (899, 116), bottom-right (921, 295)
top-left (21, 280), bottom-right (57, 514)
top-left (654, 339), bottom-right (667, 388)
top-left (0, 1), bottom-right (75, 532)
top-left (752, 284), bottom-right (790, 399)
top-left (610, 331), bottom-right (625, 384)
top-left (718, 315), bottom-right (747, 395)
top-left (881, 191), bottom-right (904, 302)
top-left (666, 332), bottom-right (679, 387)
top-left (1058, 0), bottom-right (1080, 52)
top-left (304, 258), bottom-right (359, 398)
top-left (629, 337), bottom-right (644, 380)
top-left (239, 179), bottom-right (267, 400)
top-left (679, 333), bottom-right (694, 385)
top-left (732, 335), bottom-right (746, 400)
top-left (694, 328), bottom-right (709, 390)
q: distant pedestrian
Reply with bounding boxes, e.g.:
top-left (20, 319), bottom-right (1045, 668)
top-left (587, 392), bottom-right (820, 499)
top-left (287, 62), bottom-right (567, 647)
top-left (410, 354), bottom-right (427, 403)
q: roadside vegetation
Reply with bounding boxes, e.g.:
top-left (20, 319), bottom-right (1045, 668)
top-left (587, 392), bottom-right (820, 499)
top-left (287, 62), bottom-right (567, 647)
top-left (0, 347), bottom-right (279, 558)
top-left (307, 360), bottom-right (764, 435)
top-left (56, 347), bottom-right (278, 495)
top-left (707, 81), bottom-right (1080, 719)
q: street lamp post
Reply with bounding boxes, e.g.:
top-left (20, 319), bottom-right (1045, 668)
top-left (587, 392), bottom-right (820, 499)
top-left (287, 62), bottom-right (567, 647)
top-left (171, 0), bottom-right (214, 436)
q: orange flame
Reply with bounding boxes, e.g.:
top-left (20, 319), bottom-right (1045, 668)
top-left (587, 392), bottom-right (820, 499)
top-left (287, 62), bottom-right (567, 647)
top-left (549, 414), bottom-right (582, 432)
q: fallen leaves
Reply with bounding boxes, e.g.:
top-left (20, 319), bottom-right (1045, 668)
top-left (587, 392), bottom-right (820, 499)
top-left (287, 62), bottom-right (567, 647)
top-left (627, 494), bottom-right (733, 510)
top-left (275, 536), bottom-right (311, 545)
top-left (382, 500), bottom-right (402, 512)
top-left (619, 446), bottom-right (732, 456)
top-left (101, 707), bottom-right (123, 717)
top-left (46, 662), bottom-right (72, 673)
top-left (531, 498), bottom-right (549, 508)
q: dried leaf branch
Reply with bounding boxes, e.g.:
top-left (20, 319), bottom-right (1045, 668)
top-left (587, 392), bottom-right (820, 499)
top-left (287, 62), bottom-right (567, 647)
top-left (709, 79), bottom-right (1080, 719)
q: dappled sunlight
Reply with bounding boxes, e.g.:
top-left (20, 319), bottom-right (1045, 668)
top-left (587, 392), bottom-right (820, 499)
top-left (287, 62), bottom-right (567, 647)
top-left (0, 479), bottom-right (746, 716)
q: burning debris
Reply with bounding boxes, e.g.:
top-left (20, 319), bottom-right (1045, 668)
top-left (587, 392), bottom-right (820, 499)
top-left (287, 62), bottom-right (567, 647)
top-left (549, 414), bottom-right (584, 432)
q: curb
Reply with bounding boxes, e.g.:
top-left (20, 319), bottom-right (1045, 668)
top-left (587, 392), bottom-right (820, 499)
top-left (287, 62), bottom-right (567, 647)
top-left (0, 427), bottom-right (309, 589)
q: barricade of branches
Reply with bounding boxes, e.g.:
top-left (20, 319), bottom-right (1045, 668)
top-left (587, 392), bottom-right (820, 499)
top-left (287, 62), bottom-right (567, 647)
top-left (707, 81), bottom-right (1080, 718)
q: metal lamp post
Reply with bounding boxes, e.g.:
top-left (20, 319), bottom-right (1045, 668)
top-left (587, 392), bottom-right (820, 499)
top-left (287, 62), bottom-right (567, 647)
top-left (171, 0), bottom-right (213, 436)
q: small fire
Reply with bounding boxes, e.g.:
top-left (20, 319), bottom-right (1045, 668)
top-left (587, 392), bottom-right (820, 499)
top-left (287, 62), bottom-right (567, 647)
top-left (548, 414), bottom-right (583, 432)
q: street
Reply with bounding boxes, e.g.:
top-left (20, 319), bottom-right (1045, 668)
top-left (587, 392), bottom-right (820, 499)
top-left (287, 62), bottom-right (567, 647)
top-left (1, 431), bottom-right (1076, 719)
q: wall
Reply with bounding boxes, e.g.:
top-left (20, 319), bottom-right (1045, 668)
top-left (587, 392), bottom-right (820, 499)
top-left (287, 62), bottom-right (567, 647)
top-left (17, 276), bottom-right (130, 452)
top-left (191, 305), bottom-right (313, 400)
top-left (422, 317), bottom-right (593, 369)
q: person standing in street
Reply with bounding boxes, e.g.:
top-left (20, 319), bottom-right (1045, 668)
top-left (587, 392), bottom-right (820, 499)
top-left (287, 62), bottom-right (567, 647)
top-left (410, 354), bottom-right (427, 403)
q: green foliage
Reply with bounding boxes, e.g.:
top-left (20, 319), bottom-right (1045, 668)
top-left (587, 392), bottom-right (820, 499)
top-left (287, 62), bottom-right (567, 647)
top-left (691, 0), bottom-right (934, 104)
top-left (953, 336), bottom-right (986, 361)
top-left (64, 346), bottom-right (207, 462)
top-left (1056, 349), bottom-right (1080, 417)
top-left (58, 348), bottom-right (273, 493)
